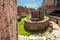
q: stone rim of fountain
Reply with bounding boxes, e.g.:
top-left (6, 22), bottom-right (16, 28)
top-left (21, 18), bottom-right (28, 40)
top-left (24, 16), bottom-right (49, 31)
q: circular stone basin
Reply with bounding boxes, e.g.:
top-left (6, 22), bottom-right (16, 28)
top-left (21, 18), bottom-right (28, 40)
top-left (24, 16), bottom-right (49, 31)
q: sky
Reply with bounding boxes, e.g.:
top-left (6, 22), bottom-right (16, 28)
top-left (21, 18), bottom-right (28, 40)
top-left (17, 0), bottom-right (43, 9)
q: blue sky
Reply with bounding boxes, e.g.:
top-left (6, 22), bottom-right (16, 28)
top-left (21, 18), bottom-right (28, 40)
top-left (17, 0), bottom-right (43, 9)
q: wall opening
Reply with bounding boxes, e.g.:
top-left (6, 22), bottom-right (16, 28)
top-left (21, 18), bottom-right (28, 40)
top-left (50, 10), bottom-right (60, 17)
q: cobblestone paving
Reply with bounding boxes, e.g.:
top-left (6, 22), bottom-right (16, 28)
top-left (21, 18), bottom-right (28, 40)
top-left (18, 21), bottom-right (60, 40)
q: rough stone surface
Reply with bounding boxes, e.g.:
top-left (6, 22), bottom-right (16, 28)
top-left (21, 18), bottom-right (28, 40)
top-left (17, 6), bottom-right (27, 18)
top-left (31, 9), bottom-right (44, 21)
top-left (0, 0), bottom-right (18, 40)
top-left (49, 21), bottom-right (60, 30)
top-left (38, 9), bottom-right (44, 20)
top-left (49, 16), bottom-right (58, 23)
top-left (58, 19), bottom-right (60, 27)
top-left (42, 0), bottom-right (60, 15)
top-left (24, 17), bottom-right (49, 31)
top-left (48, 15), bottom-right (60, 27)
top-left (42, 0), bottom-right (55, 7)
top-left (31, 10), bottom-right (40, 21)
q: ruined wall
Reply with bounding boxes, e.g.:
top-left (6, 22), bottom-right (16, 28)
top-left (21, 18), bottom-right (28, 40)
top-left (42, 0), bottom-right (60, 14)
top-left (43, 0), bottom-right (55, 6)
top-left (42, 0), bottom-right (55, 14)
top-left (0, 0), bottom-right (18, 40)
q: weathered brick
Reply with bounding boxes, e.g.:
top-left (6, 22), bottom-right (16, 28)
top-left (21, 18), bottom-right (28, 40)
top-left (58, 19), bottom-right (60, 27)
top-left (24, 18), bottom-right (49, 31)
top-left (0, 0), bottom-right (18, 40)
top-left (49, 16), bottom-right (58, 23)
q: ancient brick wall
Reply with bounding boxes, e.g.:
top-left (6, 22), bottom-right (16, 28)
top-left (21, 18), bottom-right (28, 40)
top-left (0, 0), bottom-right (18, 40)
top-left (43, 0), bottom-right (55, 7)
top-left (24, 18), bottom-right (49, 31)
top-left (42, 0), bottom-right (60, 14)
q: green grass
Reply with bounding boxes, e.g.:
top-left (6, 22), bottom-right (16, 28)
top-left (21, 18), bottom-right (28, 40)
top-left (18, 18), bottom-right (32, 36)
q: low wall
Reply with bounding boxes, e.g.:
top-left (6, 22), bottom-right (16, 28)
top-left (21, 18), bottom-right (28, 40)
top-left (24, 17), bottom-right (49, 31)
top-left (48, 15), bottom-right (60, 27)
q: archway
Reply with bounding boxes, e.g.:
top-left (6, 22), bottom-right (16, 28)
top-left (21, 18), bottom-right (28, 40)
top-left (50, 10), bottom-right (60, 17)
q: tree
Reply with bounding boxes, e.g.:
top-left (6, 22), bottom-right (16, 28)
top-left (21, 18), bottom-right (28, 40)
top-left (0, 0), bottom-right (18, 40)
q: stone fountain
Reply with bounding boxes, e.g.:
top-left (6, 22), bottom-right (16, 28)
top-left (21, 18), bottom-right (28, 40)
top-left (24, 9), bottom-right (49, 31)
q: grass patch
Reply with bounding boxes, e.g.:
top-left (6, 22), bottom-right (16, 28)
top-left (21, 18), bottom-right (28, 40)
top-left (18, 18), bottom-right (32, 36)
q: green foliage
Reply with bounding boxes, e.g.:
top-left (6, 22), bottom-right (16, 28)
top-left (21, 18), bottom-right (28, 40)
top-left (18, 18), bottom-right (32, 36)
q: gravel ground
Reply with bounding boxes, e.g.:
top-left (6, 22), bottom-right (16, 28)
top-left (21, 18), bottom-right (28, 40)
top-left (18, 21), bottom-right (60, 40)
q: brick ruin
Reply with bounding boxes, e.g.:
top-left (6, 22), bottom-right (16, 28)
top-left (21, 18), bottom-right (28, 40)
top-left (42, 0), bottom-right (60, 14)
top-left (17, 6), bottom-right (35, 18)
top-left (24, 9), bottom-right (49, 31)
top-left (42, 0), bottom-right (60, 26)
top-left (31, 9), bottom-right (44, 21)
top-left (17, 6), bottom-right (27, 17)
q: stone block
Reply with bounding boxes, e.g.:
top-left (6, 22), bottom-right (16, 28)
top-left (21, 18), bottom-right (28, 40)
top-left (31, 18), bottom-right (39, 21)
top-left (24, 17), bottom-right (49, 31)
top-left (58, 19), bottom-right (60, 27)
top-left (49, 16), bottom-right (58, 23)
top-left (31, 11), bottom-right (39, 18)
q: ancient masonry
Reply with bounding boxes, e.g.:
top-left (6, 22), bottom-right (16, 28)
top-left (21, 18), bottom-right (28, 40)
top-left (42, 0), bottom-right (60, 26)
top-left (0, 0), bottom-right (18, 40)
top-left (42, 0), bottom-right (60, 14)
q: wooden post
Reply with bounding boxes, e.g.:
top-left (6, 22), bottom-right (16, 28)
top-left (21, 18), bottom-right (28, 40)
top-left (0, 0), bottom-right (18, 40)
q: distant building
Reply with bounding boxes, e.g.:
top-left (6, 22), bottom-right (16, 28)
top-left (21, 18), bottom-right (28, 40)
top-left (17, 6), bottom-right (36, 18)
top-left (42, 0), bottom-right (60, 15)
top-left (17, 6), bottom-right (27, 17)
top-left (17, 6), bottom-right (24, 16)
top-left (24, 8), bottom-right (31, 14)
top-left (42, 0), bottom-right (60, 25)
